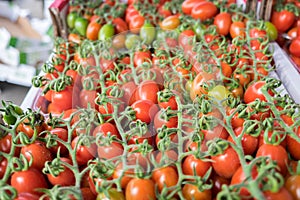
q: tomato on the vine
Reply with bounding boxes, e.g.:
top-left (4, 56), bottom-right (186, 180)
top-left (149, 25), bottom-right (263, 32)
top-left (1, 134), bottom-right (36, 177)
top-left (125, 178), bottom-right (156, 200)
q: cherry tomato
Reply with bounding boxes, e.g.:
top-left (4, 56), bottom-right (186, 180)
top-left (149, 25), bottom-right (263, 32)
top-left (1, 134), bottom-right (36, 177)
top-left (21, 141), bottom-right (52, 171)
top-left (49, 127), bottom-right (68, 155)
top-left (256, 144), bottom-right (288, 175)
top-left (74, 17), bottom-right (88, 36)
top-left (191, 1), bottom-right (218, 21)
top-left (265, 21), bottom-right (278, 41)
top-left (0, 157), bottom-right (8, 179)
top-left (131, 100), bottom-right (159, 124)
top-left (112, 162), bottom-right (134, 189)
top-left (264, 187), bottom-right (293, 200)
top-left (286, 127), bottom-right (300, 160)
top-left (47, 157), bottom-right (75, 186)
top-left (214, 12), bottom-right (232, 36)
top-left (271, 10), bottom-right (295, 33)
top-left (190, 71), bottom-right (215, 101)
top-left (230, 21), bottom-right (245, 39)
top-left (71, 136), bottom-right (97, 166)
top-left (133, 50), bottom-right (151, 67)
top-left (154, 109), bottom-right (178, 132)
top-left (135, 80), bottom-right (159, 104)
top-left (182, 184), bottom-right (212, 200)
top-left (15, 192), bottom-right (40, 200)
top-left (98, 24), bottom-right (115, 41)
top-left (112, 17), bottom-right (128, 34)
top-left (86, 21), bottom-right (101, 41)
top-left (182, 155), bottom-right (212, 177)
top-left (67, 12), bottom-right (78, 29)
top-left (129, 15), bottom-right (145, 34)
top-left (98, 142), bottom-right (123, 160)
top-left (160, 15), bottom-right (180, 30)
top-left (51, 87), bottom-right (74, 111)
top-left (285, 175), bottom-right (300, 199)
top-left (126, 178), bottom-right (156, 200)
top-left (182, 0), bottom-right (204, 15)
top-left (289, 37), bottom-right (300, 57)
top-left (79, 89), bottom-right (97, 109)
top-left (211, 147), bottom-right (240, 178)
top-left (244, 81), bottom-right (273, 104)
top-left (140, 22), bottom-right (156, 45)
top-left (11, 169), bottom-right (48, 196)
top-left (152, 166), bottom-right (178, 192)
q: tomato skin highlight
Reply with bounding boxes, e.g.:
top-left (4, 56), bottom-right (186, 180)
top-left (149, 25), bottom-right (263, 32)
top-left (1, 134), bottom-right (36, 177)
top-left (214, 12), bottom-right (232, 36)
top-left (191, 1), bottom-right (218, 21)
top-left (126, 178), bottom-right (156, 200)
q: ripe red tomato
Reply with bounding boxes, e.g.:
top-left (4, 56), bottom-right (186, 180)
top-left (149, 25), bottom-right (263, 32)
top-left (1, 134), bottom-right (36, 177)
top-left (21, 142), bottom-right (52, 171)
top-left (49, 127), bottom-right (68, 155)
top-left (152, 166), bottom-right (178, 192)
top-left (211, 147), bottom-right (240, 178)
top-left (113, 17), bottom-right (129, 34)
top-left (112, 162), bottom-right (134, 189)
top-left (190, 71), bottom-right (215, 101)
top-left (256, 144), bottom-right (288, 175)
top-left (98, 142), bottom-right (123, 160)
top-left (0, 157), bottom-right (8, 179)
top-left (133, 50), bottom-right (151, 67)
top-left (214, 12), bottom-right (232, 36)
top-left (271, 10), bottom-right (295, 33)
top-left (227, 126), bottom-right (258, 155)
top-left (121, 81), bottom-right (137, 105)
top-left (11, 169), bottom-right (48, 196)
top-left (182, 155), bottom-right (212, 177)
top-left (264, 187), bottom-right (293, 200)
top-left (191, 1), bottom-right (218, 20)
top-left (135, 80), bottom-right (159, 104)
top-left (51, 87), bottom-right (74, 111)
top-left (244, 81), bottom-right (272, 104)
top-left (93, 123), bottom-right (120, 139)
top-left (182, 184), bottom-right (212, 200)
top-left (129, 15), bottom-right (145, 34)
top-left (230, 21), bottom-right (245, 39)
top-left (15, 192), bottom-right (40, 200)
top-left (47, 157), bottom-right (75, 186)
top-left (79, 89), bottom-right (97, 109)
top-left (289, 37), bottom-right (300, 57)
top-left (126, 178), bottom-right (156, 200)
top-left (131, 99), bottom-right (159, 124)
top-left (71, 136), bottom-right (97, 166)
top-left (182, 0), bottom-right (204, 15)
top-left (178, 29), bottom-right (195, 48)
top-left (154, 110), bottom-right (178, 132)
top-left (286, 127), bottom-right (300, 160)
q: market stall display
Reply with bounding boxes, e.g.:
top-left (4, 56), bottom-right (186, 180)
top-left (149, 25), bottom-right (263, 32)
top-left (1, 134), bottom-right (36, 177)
top-left (1, 0), bottom-right (300, 200)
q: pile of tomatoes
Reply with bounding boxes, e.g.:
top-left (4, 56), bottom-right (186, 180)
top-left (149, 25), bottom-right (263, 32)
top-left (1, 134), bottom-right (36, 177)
top-left (1, 0), bottom-right (300, 200)
top-left (271, 0), bottom-right (300, 71)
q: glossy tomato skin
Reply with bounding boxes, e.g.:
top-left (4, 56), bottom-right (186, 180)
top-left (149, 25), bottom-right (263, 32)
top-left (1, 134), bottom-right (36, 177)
top-left (182, 0), bottom-right (204, 15)
top-left (182, 155), bottom-right (212, 177)
top-left (21, 142), bottom-right (53, 171)
top-left (285, 175), bottom-right (300, 199)
top-left (79, 89), bottom-right (97, 109)
top-left (51, 87), bottom-right (74, 111)
top-left (264, 187), bottom-right (293, 200)
top-left (47, 157), bottom-right (75, 186)
top-left (71, 136), bottom-right (97, 166)
top-left (271, 10), bottom-right (295, 33)
top-left (15, 192), bottom-right (40, 200)
top-left (153, 110), bottom-right (178, 132)
top-left (112, 162), bottom-right (133, 189)
top-left (244, 81), bottom-right (270, 104)
top-left (135, 80), bottom-right (159, 104)
top-left (289, 37), bottom-right (300, 57)
top-left (126, 178), bottom-right (156, 200)
top-left (86, 21), bottom-right (101, 41)
top-left (287, 127), bottom-right (300, 160)
top-left (131, 99), bottom-right (159, 124)
top-left (182, 184), bottom-right (212, 200)
top-left (133, 51), bottom-right (151, 67)
top-left (230, 21), bottom-right (245, 39)
top-left (11, 169), bottom-right (48, 196)
top-left (112, 17), bottom-right (128, 34)
top-left (49, 127), bottom-right (68, 155)
top-left (0, 157), bottom-right (8, 179)
top-left (160, 15), bottom-right (180, 30)
top-left (191, 1), bottom-right (218, 21)
top-left (214, 12), bottom-right (232, 36)
top-left (211, 147), bottom-right (240, 179)
top-left (152, 166), bottom-right (178, 192)
top-left (256, 144), bottom-right (288, 175)
top-left (97, 142), bottom-right (123, 160)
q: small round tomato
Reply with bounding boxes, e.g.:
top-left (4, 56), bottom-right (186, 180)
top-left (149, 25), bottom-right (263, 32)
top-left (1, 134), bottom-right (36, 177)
top-left (133, 50), bottom-right (151, 67)
top-left (211, 147), bottom-right (240, 179)
top-left (49, 127), bottom-right (68, 155)
top-left (125, 34), bottom-right (141, 49)
top-left (79, 89), bottom-right (97, 109)
top-left (131, 99), bottom-right (159, 124)
top-left (129, 15), bottom-right (145, 34)
top-left (140, 22), bottom-right (156, 45)
top-left (264, 187), bottom-right (293, 200)
top-left (244, 81), bottom-right (273, 104)
top-left (0, 157), bottom-right (8, 179)
top-left (214, 12), bottom-right (232, 36)
top-left (152, 166), bottom-right (178, 192)
top-left (47, 157), bottom-right (75, 186)
top-left (182, 0), bottom-right (204, 15)
top-left (21, 142), bottom-right (53, 171)
top-left (271, 10), bottom-right (295, 33)
top-left (190, 71), bottom-right (215, 101)
top-left (112, 17), bottom-right (128, 34)
top-left (182, 155), bottom-right (212, 177)
top-left (265, 21), bottom-right (278, 41)
top-left (51, 87), bottom-right (74, 111)
top-left (98, 142), bottom-right (123, 160)
top-left (11, 169), bottom-right (48, 196)
top-left (154, 109), bottom-right (178, 132)
top-left (71, 136), bottom-right (97, 166)
top-left (289, 37), bottom-right (300, 57)
top-left (15, 192), bottom-right (40, 200)
top-left (191, 1), bottom-right (218, 21)
top-left (126, 178), bottom-right (156, 200)
top-left (256, 144), bottom-right (288, 175)
top-left (112, 162), bottom-right (133, 189)
top-left (230, 21), bottom-right (245, 39)
top-left (135, 80), bottom-right (159, 104)
top-left (182, 184), bottom-right (212, 200)
top-left (67, 12), bottom-right (78, 29)
top-left (287, 127), bottom-right (300, 160)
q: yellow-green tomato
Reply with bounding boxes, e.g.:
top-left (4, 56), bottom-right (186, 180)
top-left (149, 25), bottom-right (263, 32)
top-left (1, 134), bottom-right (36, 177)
top-left (265, 21), bottom-right (278, 41)
top-left (99, 24), bottom-right (115, 41)
top-left (74, 17), bottom-right (88, 36)
top-left (96, 188), bottom-right (125, 200)
top-left (208, 85), bottom-right (231, 101)
top-left (140, 22), bottom-right (156, 45)
top-left (125, 34), bottom-right (141, 49)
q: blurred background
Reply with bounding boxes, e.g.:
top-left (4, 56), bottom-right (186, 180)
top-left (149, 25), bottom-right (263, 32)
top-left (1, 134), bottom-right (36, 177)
top-left (0, 0), bottom-right (53, 107)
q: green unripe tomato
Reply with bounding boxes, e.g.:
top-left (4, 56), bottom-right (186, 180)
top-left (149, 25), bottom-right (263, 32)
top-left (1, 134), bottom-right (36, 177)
top-left (265, 21), bottom-right (278, 41)
top-left (140, 22), bottom-right (156, 45)
top-left (125, 34), bottom-right (141, 49)
top-left (67, 12), bottom-right (78, 29)
top-left (98, 24), bottom-right (115, 41)
top-left (74, 17), bottom-right (88, 36)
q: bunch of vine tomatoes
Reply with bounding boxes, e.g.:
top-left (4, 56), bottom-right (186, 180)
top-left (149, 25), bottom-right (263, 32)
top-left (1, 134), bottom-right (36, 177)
top-left (1, 0), bottom-right (300, 200)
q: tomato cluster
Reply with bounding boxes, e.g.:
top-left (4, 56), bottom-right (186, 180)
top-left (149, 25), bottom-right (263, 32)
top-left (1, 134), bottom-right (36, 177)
top-left (270, 0), bottom-right (300, 71)
top-left (1, 0), bottom-right (300, 200)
